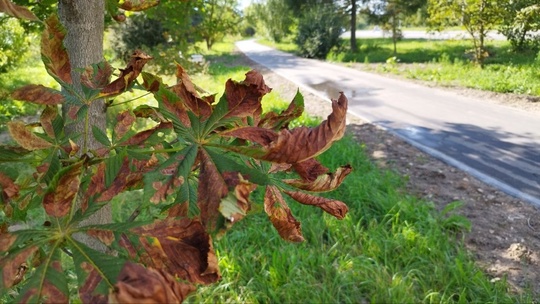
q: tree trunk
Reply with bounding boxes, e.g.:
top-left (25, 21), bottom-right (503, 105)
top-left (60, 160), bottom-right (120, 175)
top-left (350, 0), bottom-right (357, 52)
top-left (58, 0), bottom-right (111, 252)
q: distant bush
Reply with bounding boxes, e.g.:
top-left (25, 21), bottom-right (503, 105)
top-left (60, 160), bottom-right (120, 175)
top-left (242, 25), bottom-right (256, 37)
top-left (0, 18), bottom-right (32, 73)
top-left (112, 14), bottom-right (168, 61)
top-left (294, 4), bottom-right (344, 59)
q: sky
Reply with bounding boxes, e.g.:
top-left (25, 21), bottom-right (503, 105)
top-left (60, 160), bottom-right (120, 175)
top-left (239, 0), bottom-right (252, 10)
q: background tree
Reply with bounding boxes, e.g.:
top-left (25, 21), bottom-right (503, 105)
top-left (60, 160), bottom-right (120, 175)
top-left (499, 1), bottom-right (540, 52)
top-left (363, 0), bottom-right (426, 55)
top-left (195, 0), bottom-right (241, 49)
top-left (428, 0), bottom-right (503, 65)
top-left (254, 0), bottom-right (295, 42)
top-left (295, 2), bottom-right (345, 59)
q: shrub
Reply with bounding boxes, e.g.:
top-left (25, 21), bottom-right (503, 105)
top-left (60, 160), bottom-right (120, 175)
top-left (294, 4), bottom-right (344, 59)
top-left (0, 18), bottom-right (32, 73)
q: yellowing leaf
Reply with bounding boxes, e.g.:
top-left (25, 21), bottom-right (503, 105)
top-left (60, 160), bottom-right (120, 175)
top-left (41, 15), bottom-right (72, 84)
top-left (222, 92), bottom-right (348, 163)
top-left (109, 262), bottom-right (195, 303)
top-left (11, 84), bottom-right (64, 105)
top-left (119, 0), bottom-right (161, 11)
top-left (264, 186), bottom-right (304, 242)
top-left (0, 0), bottom-right (39, 21)
top-left (7, 121), bottom-right (53, 151)
top-left (100, 50), bottom-right (152, 98)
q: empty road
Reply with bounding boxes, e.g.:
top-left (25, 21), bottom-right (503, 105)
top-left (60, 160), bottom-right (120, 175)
top-left (236, 40), bottom-right (540, 207)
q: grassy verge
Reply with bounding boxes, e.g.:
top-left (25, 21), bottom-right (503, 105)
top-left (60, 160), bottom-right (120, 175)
top-left (177, 45), bottom-right (532, 303)
top-left (259, 37), bottom-right (540, 96)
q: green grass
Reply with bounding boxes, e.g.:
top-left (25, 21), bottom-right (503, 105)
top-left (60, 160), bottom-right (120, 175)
top-left (0, 52), bottom-right (58, 130)
top-left (164, 43), bottom-right (532, 303)
top-left (184, 134), bottom-right (533, 303)
top-left (261, 36), bottom-right (540, 96)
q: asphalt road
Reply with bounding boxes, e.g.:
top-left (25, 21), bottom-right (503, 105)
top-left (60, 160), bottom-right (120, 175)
top-left (236, 39), bottom-right (540, 207)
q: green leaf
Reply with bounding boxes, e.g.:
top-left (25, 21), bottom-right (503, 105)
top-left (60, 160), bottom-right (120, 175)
top-left (69, 239), bottom-right (125, 296)
top-left (16, 245), bottom-right (69, 303)
top-left (105, 150), bottom-right (125, 188)
top-left (41, 150), bottom-right (61, 184)
top-left (92, 125), bottom-right (111, 147)
top-left (204, 146), bottom-right (270, 185)
top-left (143, 144), bottom-right (198, 204)
top-left (203, 94), bottom-right (229, 135)
top-left (0, 146), bottom-right (31, 162)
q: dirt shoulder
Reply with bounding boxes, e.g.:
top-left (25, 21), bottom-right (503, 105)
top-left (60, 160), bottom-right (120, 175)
top-left (232, 51), bottom-right (540, 296)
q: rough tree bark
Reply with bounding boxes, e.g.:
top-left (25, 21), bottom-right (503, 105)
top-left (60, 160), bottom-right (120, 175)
top-left (58, 0), bottom-right (111, 252)
top-left (350, 0), bottom-right (357, 52)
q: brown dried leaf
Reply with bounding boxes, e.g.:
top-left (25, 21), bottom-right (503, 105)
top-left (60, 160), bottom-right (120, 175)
top-left (127, 218), bottom-right (221, 285)
top-left (43, 162), bottom-right (83, 218)
top-left (0, 172), bottom-right (19, 203)
top-left (11, 84), bottom-right (64, 106)
top-left (172, 65), bottom-right (213, 119)
top-left (0, 0), bottom-right (39, 21)
top-left (120, 122), bottom-right (172, 146)
top-left (119, 0), bottom-right (161, 11)
top-left (286, 164), bottom-right (352, 192)
top-left (80, 61), bottom-right (113, 90)
top-left (198, 150), bottom-right (229, 230)
top-left (114, 111), bottom-right (136, 141)
top-left (292, 158), bottom-right (329, 182)
top-left (1, 246), bottom-right (37, 289)
top-left (264, 186), bottom-right (304, 242)
top-left (41, 15), bottom-right (72, 84)
top-left (7, 121), bottom-right (52, 151)
top-left (259, 89), bottom-right (305, 129)
top-left (223, 70), bottom-right (271, 122)
top-left (220, 172), bottom-right (257, 223)
top-left (0, 230), bottom-right (17, 252)
top-left (100, 50), bottom-right (152, 98)
top-left (86, 156), bottom-right (156, 206)
top-left (109, 262), bottom-right (195, 304)
top-left (40, 106), bottom-right (58, 139)
top-left (222, 92), bottom-right (348, 163)
top-left (79, 269), bottom-right (108, 304)
top-left (284, 190), bottom-right (348, 220)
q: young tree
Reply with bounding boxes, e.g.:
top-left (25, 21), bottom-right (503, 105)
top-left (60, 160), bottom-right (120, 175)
top-left (256, 0), bottom-right (295, 42)
top-left (363, 0), bottom-right (426, 55)
top-left (428, 0), bottom-right (503, 65)
top-left (0, 0), bottom-right (351, 302)
top-left (499, 1), bottom-right (540, 52)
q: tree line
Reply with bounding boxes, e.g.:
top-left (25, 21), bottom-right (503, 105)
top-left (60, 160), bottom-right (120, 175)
top-left (248, 0), bottom-right (540, 65)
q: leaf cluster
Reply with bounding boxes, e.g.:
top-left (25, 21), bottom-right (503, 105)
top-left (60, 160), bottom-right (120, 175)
top-left (0, 5), bottom-right (351, 303)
